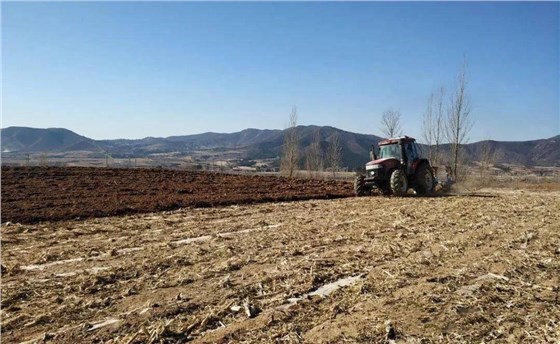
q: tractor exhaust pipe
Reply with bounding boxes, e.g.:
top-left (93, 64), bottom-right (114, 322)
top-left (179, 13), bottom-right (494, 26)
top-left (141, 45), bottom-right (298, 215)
top-left (370, 145), bottom-right (377, 161)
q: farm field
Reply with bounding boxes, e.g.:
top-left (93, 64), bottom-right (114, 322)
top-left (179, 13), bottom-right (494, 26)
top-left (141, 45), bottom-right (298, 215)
top-left (0, 167), bottom-right (353, 224)
top-left (2, 187), bottom-right (559, 343)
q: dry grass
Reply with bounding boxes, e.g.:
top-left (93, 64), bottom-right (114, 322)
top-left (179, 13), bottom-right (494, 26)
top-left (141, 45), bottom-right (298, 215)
top-left (453, 170), bottom-right (560, 193)
top-left (2, 190), bottom-right (559, 343)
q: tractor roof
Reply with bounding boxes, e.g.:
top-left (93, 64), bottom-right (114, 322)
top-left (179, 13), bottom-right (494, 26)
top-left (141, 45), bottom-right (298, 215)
top-left (378, 136), bottom-right (416, 146)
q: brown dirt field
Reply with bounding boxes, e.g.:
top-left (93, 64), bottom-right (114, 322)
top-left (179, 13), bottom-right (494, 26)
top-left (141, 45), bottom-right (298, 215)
top-left (0, 167), bottom-right (353, 224)
top-left (2, 190), bottom-right (559, 343)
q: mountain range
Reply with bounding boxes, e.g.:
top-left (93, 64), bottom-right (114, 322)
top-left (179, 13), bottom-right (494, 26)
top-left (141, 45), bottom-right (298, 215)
top-left (2, 126), bottom-right (559, 168)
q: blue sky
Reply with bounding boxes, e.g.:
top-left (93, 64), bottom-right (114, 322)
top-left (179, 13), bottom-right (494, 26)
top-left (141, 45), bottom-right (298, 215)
top-left (3, 2), bottom-right (559, 141)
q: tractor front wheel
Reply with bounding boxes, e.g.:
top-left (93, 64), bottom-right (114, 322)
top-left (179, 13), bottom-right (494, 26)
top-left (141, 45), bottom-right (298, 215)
top-left (354, 175), bottom-right (368, 197)
top-left (390, 169), bottom-right (408, 196)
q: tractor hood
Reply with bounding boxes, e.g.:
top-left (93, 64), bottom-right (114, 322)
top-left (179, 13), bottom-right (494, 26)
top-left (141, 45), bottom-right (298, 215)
top-left (366, 158), bottom-right (400, 170)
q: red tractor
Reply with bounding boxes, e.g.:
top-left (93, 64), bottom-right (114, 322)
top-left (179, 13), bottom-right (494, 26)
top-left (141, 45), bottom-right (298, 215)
top-left (354, 136), bottom-right (435, 196)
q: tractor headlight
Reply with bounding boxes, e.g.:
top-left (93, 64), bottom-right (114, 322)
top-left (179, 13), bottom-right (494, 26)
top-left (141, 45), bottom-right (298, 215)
top-left (366, 164), bottom-right (383, 178)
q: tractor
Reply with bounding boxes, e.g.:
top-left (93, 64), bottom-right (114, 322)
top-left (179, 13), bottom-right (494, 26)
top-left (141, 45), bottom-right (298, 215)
top-left (354, 136), bottom-right (435, 196)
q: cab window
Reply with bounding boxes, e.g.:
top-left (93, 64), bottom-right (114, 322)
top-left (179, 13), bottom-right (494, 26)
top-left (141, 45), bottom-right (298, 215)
top-left (405, 143), bottom-right (419, 161)
top-left (379, 144), bottom-right (401, 159)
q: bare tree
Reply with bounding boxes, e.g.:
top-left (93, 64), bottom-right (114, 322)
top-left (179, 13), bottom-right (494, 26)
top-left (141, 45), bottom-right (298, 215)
top-left (280, 107), bottom-right (300, 178)
top-left (478, 139), bottom-right (496, 187)
top-left (446, 60), bottom-right (473, 181)
top-left (305, 128), bottom-right (323, 178)
top-left (380, 109), bottom-right (403, 138)
top-left (422, 93), bottom-right (435, 159)
top-left (327, 132), bottom-right (343, 179)
top-left (422, 86), bottom-right (445, 167)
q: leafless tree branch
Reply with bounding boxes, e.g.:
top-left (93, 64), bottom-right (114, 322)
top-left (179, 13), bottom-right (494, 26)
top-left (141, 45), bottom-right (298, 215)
top-left (327, 132), bottom-right (342, 180)
top-left (479, 139), bottom-right (496, 187)
top-left (380, 109), bottom-right (403, 138)
top-left (422, 86), bottom-right (445, 166)
top-left (305, 128), bottom-right (323, 178)
top-left (446, 59), bottom-right (474, 181)
top-left (280, 107), bottom-right (300, 178)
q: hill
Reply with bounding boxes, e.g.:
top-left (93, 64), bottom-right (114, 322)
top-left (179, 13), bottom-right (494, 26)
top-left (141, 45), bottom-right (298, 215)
top-left (461, 135), bottom-right (560, 167)
top-left (95, 126), bottom-right (383, 168)
top-left (1, 127), bottom-right (103, 153)
top-left (1, 126), bottom-right (558, 167)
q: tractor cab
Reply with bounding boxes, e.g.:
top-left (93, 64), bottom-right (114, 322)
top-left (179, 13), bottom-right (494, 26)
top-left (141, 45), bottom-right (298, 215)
top-left (367, 136), bottom-right (421, 176)
top-left (357, 136), bottom-right (434, 196)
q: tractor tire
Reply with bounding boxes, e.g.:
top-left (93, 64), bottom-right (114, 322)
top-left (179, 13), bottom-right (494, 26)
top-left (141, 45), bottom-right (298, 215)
top-left (354, 175), bottom-right (368, 197)
top-left (390, 169), bottom-right (408, 196)
top-left (414, 164), bottom-right (435, 195)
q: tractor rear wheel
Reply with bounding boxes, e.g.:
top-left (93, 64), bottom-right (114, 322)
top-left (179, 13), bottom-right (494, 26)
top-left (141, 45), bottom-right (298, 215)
top-left (390, 169), bottom-right (408, 196)
top-left (354, 175), bottom-right (368, 197)
top-left (414, 164), bottom-right (435, 195)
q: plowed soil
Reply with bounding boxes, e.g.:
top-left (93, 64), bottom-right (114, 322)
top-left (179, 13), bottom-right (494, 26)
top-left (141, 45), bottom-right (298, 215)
top-left (1, 167), bottom-right (353, 224)
top-left (2, 190), bottom-right (559, 343)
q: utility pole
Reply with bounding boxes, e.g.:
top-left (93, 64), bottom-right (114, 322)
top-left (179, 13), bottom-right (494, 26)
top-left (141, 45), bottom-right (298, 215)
top-left (26, 153), bottom-right (30, 167)
top-left (105, 151), bottom-right (109, 167)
